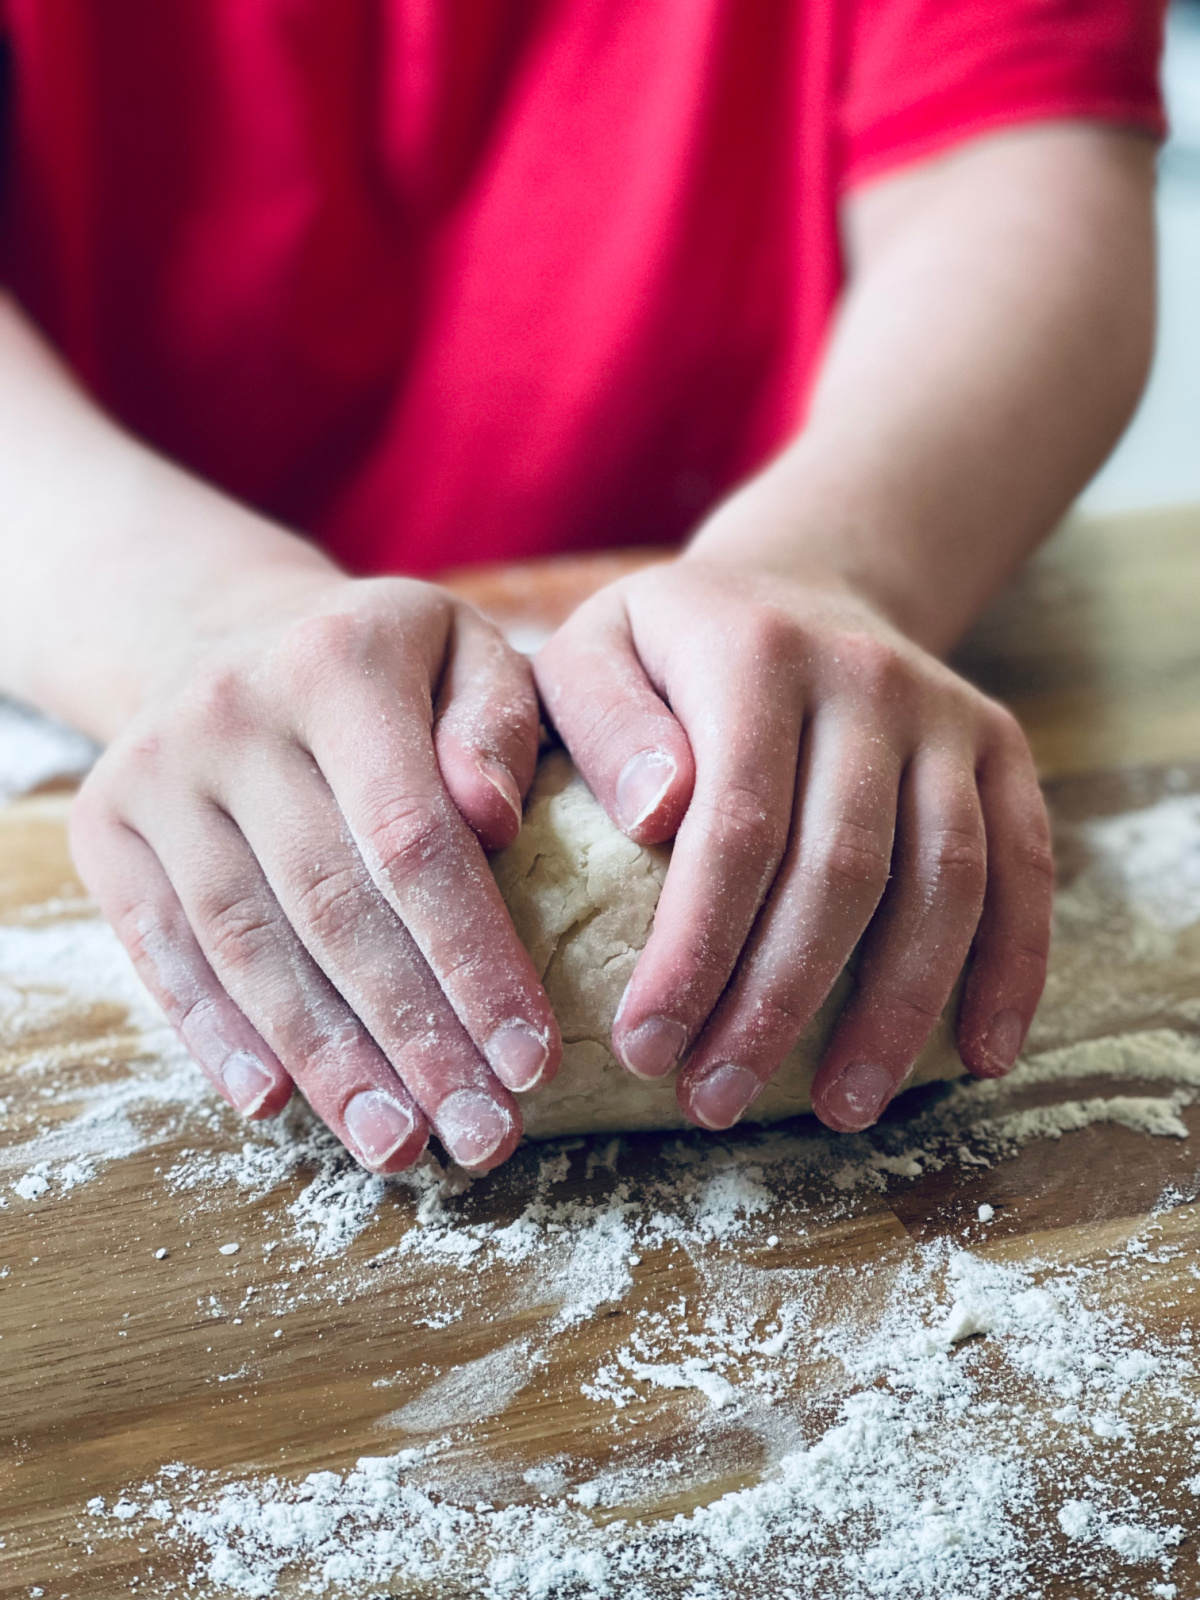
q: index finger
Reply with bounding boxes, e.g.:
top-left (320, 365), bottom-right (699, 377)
top-left (609, 617), bottom-right (805, 1077)
top-left (302, 670), bottom-right (561, 1099)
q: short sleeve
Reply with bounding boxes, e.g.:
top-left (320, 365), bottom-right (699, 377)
top-left (840, 0), bottom-right (1168, 189)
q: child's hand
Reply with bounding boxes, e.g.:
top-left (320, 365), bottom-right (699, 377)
top-left (70, 575), bottom-right (560, 1173)
top-left (536, 558), bottom-right (1052, 1133)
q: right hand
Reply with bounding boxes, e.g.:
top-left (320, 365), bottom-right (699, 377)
top-left (70, 571), bottom-right (560, 1174)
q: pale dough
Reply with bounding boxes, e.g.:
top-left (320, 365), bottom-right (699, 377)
top-left (491, 751), bottom-right (966, 1140)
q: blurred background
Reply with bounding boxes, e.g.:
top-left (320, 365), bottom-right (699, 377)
top-left (0, 4), bottom-right (1195, 797)
top-left (1080, 0), bottom-right (1200, 512)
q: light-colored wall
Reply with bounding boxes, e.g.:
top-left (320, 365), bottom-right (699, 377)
top-left (1080, 1), bottom-right (1200, 513)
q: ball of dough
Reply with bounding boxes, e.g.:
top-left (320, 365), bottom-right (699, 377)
top-left (491, 751), bottom-right (966, 1140)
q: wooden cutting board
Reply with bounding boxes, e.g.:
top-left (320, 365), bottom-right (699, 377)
top-left (3, 506), bottom-right (1200, 1599)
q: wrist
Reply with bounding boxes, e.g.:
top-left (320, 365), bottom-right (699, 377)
top-left (684, 451), bottom-right (972, 657)
top-left (38, 492), bottom-right (340, 742)
top-left (684, 488), bottom-right (908, 635)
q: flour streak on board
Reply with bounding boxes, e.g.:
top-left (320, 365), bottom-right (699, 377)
top-left (7, 761), bottom-right (1200, 1594)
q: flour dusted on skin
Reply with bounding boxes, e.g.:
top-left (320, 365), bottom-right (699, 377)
top-left (494, 753), bottom-right (967, 1138)
top-left (5, 762), bottom-right (1200, 1222)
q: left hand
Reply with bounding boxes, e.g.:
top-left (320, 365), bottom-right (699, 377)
top-left (535, 556), bottom-right (1053, 1134)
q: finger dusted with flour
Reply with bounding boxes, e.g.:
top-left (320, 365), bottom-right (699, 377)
top-left (490, 751), bottom-right (967, 1141)
top-left (69, 572), bottom-right (554, 1177)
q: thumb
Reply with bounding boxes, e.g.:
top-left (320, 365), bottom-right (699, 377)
top-left (535, 589), bottom-right (694, 845)
top-left (434, 604), bottom-right (541, 852)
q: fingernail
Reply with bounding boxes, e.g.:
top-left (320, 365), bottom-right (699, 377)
top-left (823, 1061), bottom-right (894, 1131)
top-left (437, 1088), bottom-right (513, 1168)
top-left (343, 1089), bottom-right (416, 1168)
top-left (613, 977), bottom-right (633, 1030)
top-left (221, 1051), bottom-right (275, 1116)
top-left (478, 759), bottom-right (523, 828)
top-left (689, 1062), bottom-right (761, 1130)
top-left (616, 748), bottom-right (676, 834)
top-left (619, 1016), bottom-right (687, 1079)
top-left (486, 1018), bottom-right (549, 1091)
top-left (979, 1008), bottom-right (1024, 1077)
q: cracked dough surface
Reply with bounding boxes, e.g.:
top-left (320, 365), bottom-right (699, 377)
top-left (492, 751), bottom-right (966, 1140)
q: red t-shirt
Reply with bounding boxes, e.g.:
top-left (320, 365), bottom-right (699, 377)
top-left (0, 1), bottom-right (1165, 575)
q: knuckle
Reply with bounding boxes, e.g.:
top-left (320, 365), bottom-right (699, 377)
top-left (200, 891), bottom-right (276, 972)
top-left (998, 819), bottom-right (1055, 890)
top-left (982, 698), bottom-right (1026, 750)
top-left (181, 657), bottom-right (251, 738)
top-left (68, 786), bottom-right (130, 897)
top-left (572, 692), bottom-right (645, 764)
top-left (80, 727), bottom-right (164, 804)
top-left (1010, 934), bottom-right (1051, 969)
top-left (868, 985), bottom-right (946, 1035)
top-left (112, 899), bottom-right (165, 969)
top-left (1016, 831), bottom-right (1055, 887)
top-left (740, 605), bottom-right (802, 673)
top-left (840, 632), bottom-right (907, 702)
top-left (892, 989), bottom-right (946, 1028)
top-left (367, 794), bottom-right (458, 884)
top-left (747, 990), bottom-right (807, 1048)
top-left (434, 941), bottom-right (490, 989)
top-left (988, 912), bottom-right (1053, 967)
top-left (568, 695), bottom-right (678, 788)
top-left (103, 727), bottom-right (165, 779)
top-left (69, 778), bottom-right (111, 847)
top-left (294, 864), bottom-right (369, 948)
top-left (925, 823), bottom-right (987, 901)
top-left (282, 609), bottom-right (365, 676)
top-left (977, 939), bottom-right (1050, 997)
top-left (274, 605), bottom-right (418, 704)
top-left (175, 990), bottom-right (220, 1041)
top-left (802, 819), bottom-right (892, 898)
top-left (481, 680), bottom-right (545, 756)
top-left (698, 780), bottom-right (781, 858)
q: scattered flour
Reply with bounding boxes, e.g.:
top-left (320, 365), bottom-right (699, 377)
top-left (0, 695), bottom-right (96, 803)
top-left (1084, 791), bottom-right (1200, 932)
top-left (88, 1225), bottom-right (1200, 1598)
top-left (378, 1340), bottom-right (542, 1433)
top-left (6, 739), bottom-right (1200, 1595)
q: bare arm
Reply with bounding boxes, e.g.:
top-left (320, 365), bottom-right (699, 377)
top-left (0, 304), bottom-right (332, 736)
top-left (693, 121), bottom-right (1156, 648)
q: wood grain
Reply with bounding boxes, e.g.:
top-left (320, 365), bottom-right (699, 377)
top-left (3, 506), bottom-right (1200, 1597)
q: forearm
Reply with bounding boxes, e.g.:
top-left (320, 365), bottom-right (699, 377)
top-left (0, 297), bottom-right (335, 739)
top-left (691, 122), bottom-right (1157, 655)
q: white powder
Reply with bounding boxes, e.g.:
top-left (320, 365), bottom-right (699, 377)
top-left (1084, 791), bottom-right (1200, 931)
top-left (615, 1355), bottom-right (736, 1410)
top-left (378, 1340), bottom-right (541, 1433)
top-left (0, 914), bottom-right (170, 1049)
top-left (0, 696), bottom-right (96, 803)
top-left (7, 750), bottom-right (1200, 1594)
top-left (90, 1220), bottom-right (1200, 1597)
